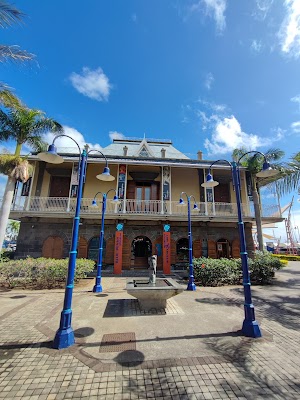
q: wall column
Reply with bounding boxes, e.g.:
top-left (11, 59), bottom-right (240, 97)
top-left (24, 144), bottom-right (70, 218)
top-left (114, 223), bottom-right (124, 274)
top-left (163, 224), bottom-right (171, 274)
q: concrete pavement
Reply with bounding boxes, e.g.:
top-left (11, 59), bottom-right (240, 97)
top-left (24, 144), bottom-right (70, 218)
top-left (0, 263), bottom-right (300, 399)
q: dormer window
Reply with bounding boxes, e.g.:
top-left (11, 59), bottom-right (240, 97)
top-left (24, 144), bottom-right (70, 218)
top-left (139, 146), bottom-right (150, 157)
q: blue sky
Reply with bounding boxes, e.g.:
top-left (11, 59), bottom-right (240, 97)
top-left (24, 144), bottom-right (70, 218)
top-left (1, 0), bottom-right (300, 243)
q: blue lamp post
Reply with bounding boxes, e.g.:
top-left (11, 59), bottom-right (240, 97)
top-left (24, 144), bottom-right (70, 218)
top-left (201, 151), bottom-right (278, 338)
top-left (92, 189), bottom-right (120, 292)
top-left (38, 135), bottom-right (115, 349)
top-left (178, 192), bottom-right (199, 291)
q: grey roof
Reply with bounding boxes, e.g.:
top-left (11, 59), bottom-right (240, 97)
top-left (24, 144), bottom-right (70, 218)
top-left (101, 138), bottom-right (190, 160)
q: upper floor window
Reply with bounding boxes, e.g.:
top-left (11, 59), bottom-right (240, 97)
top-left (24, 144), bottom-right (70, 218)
top-left (139, 146), bottom-right (150, 157)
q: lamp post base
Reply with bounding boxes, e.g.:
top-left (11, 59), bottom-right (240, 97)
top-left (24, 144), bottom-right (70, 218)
top-left (93, 284), bottom-right (103, 293)
top-left (186, 281), bottom-right (196, 291)
top-left (53, 327), bottom-right (75, 349)
top-left (242, 319), bottom-right (262, 338)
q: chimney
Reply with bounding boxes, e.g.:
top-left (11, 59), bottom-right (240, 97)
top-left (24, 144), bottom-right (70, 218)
top-left (123, 146), bottom-right (128, 156)
top-left (197, 151), bottom-right (203, 160)
top-left (161, 148), bottom-right (166, 158)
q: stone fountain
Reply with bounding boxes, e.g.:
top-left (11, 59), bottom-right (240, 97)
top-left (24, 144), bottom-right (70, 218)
top-left (126, 255), bottom-right (184, 311)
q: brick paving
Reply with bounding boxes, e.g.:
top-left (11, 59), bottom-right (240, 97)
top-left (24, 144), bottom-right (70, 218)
top-left (0, 263), bottom-right (300, 399)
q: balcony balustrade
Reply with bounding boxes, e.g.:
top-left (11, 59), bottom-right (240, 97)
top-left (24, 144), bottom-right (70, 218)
top-left (4, 196), bottom-right (281, 220)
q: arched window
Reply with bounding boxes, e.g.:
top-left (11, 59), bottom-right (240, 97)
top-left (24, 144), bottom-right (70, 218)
top-left (88, 236), bottom-right (106, 262)
top-left (176, 238), bottom-right (189, 261)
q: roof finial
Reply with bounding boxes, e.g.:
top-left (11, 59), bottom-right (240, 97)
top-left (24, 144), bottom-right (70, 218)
top-left (143, 132), bottom-right (146, 140)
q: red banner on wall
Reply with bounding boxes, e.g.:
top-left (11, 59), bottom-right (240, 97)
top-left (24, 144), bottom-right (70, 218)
top-left (114, 231), bottom-right (123, 274)
top-left (163, 231), bottom-right (171, 274)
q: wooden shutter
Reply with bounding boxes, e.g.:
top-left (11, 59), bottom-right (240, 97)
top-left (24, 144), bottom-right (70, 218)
top-left (214, 183), bottom-right (230, 203)
top-left (42, 236), bottom-right (63, 259)
top-left (126, 181), bottom-right (136, 199)
top-left (171, 238), bottom-right (176, 264)
top-left (77, 237), bottom-right (88, 259)
top-left (232, 239), bottom-right (240, 258)
top-left (104, 237), bottom-right (114, 264)
top-left (193, 239), bottom-right (202, 258)
top-left (208, 239), bottom-right (217, 259)
top-left (122, 235), bottom-right (131, 269)
top-left (150, 182), bottom-right (160, 200)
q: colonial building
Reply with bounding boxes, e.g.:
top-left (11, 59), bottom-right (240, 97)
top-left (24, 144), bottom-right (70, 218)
top-left (10, 137), bottom-right (282, 273)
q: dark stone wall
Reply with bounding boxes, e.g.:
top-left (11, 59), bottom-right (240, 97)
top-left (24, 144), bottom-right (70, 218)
top-left (15, 217), bottom-right (254, 259)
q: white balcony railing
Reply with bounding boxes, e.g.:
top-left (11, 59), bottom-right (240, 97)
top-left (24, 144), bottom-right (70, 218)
top-left (5, 196), bottom-right (281, 219)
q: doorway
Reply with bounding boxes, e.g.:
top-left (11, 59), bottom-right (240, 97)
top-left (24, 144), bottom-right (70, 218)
top-left (49, 176), bottom-right (70, 197)
top-left (216, 239), bottom-right (230, 258)
top-left (132, 236), bottom-right (152, 268)
top-left (136, 184), bottom-right (151, 212)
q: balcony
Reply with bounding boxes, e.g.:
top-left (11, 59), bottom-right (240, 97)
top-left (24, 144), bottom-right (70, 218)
top-left (5, 196), bottom-right (282, 222)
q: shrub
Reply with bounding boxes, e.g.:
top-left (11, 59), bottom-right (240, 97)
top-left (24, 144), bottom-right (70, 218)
top-left (193, 257), bottom-right (241, 286)
top-left (193, 251), bottom-right (284, 287)
top-left (0, 257), bottom-right (95, 289)
top-left (272, 254), bottom-right (300, 262)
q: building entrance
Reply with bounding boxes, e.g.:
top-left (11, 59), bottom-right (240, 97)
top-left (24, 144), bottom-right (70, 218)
top-left (132, 236), bottom-right (152, 269)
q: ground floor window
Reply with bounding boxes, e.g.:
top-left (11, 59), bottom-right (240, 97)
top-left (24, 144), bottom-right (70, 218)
top-left (88, 236), bottom-right (106, 262)
top-left (176, 238), bottom-right (189, 262)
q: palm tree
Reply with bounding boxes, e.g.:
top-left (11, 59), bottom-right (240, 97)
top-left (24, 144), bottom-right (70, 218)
top-left (232, 148), bottom-right (285, 251)
top-left (275, 151), bottom-right (300, 196)
top-left (0, 0), bottom-right (34, 64)
top-left (0, 106), bottom-right (63, 248)
top-left (6, 219), bottom-right (20, 240)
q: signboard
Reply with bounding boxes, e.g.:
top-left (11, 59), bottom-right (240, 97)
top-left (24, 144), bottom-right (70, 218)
top-left (114, 231), bottom-right (123, 274)
top-left (163, 230), bottom-right (171, 274)
top-left (117, 165), bottom-right (126, 199)
top-left (21, 177), bottom-right (32, 196)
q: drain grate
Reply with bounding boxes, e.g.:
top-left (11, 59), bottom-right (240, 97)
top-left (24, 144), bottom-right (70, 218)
top-left (99, 332), bottom-right (136, 353)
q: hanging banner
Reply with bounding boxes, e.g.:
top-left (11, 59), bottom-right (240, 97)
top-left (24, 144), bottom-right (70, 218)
top-left (162, 166), bottom-right (170, 200)
top-left (114, 231), bottom-right (123, 274)
top-left (245, 171), bottom-right (253, 201)
top-left (117, 165), bottom-right (126, 200)
top-left (21, 177), bottom-right (32, 196)
top-left (70, 163), bottom-right (79, 198)
top-left (163, 226), bottom-right (171, 274)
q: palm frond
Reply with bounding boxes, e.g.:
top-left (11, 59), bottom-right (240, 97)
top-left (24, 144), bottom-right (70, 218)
top-left (0, 1), bottom-right (24, 28)
top-left (0, 45), bottom-right (34, 63)
top-left (0, 88), bottom-right (23, 109)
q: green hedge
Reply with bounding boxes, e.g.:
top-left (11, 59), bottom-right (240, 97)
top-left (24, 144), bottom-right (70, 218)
top-left (193, 251), bottom-right (284, 286)
top-left (0, 257), bottom-right (95, 289)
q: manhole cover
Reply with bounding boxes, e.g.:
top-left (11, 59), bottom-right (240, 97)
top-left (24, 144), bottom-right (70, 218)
top-left (99, 332), bottom-right (136, 353)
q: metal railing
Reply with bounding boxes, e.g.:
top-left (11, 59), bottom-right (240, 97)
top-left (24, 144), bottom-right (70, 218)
top-left (5, 196), bottom-right (281, 219)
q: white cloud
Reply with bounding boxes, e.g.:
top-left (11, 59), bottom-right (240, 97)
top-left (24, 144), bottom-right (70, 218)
top-left (250, 39), bottom-right (263, 53)
top-left (69, 67), bottom-right (111, 101)
top-left (109, 131), bottom-right (125, 141)
top-left (131, 13), bottom-right (137, 22)
top-left (279, 0), bottom-right (300, 58)
top-left (204, 116), bottom-right (261, 155)
top-left (189, 0), bottom-right (226, 33)
top-left (254, 0), bottom-right (274, 20)
top-left (43, 126), bottom-right (102, 154)
top-left (291, 121), bottom-right (300, 133)
top-left (204, 115), bottom-right (283, 155)
top-left (291, 94), bottom-right (300, 111)
top-left (204, 72), bottom-right (214, 90)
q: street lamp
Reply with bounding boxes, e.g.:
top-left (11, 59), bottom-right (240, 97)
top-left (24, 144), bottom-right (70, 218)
top-left (178, 192), bottom-right (199, 291)
top-left (37, 135), bottom-right (115, 349)
top-left (91, 189), bottom-right (120, 292)
top-left (201, 151), bottom-right (278, 338)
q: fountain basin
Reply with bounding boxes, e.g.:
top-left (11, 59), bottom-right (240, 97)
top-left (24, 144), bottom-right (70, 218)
top-left (126, 278), bottom-right (184, 310)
